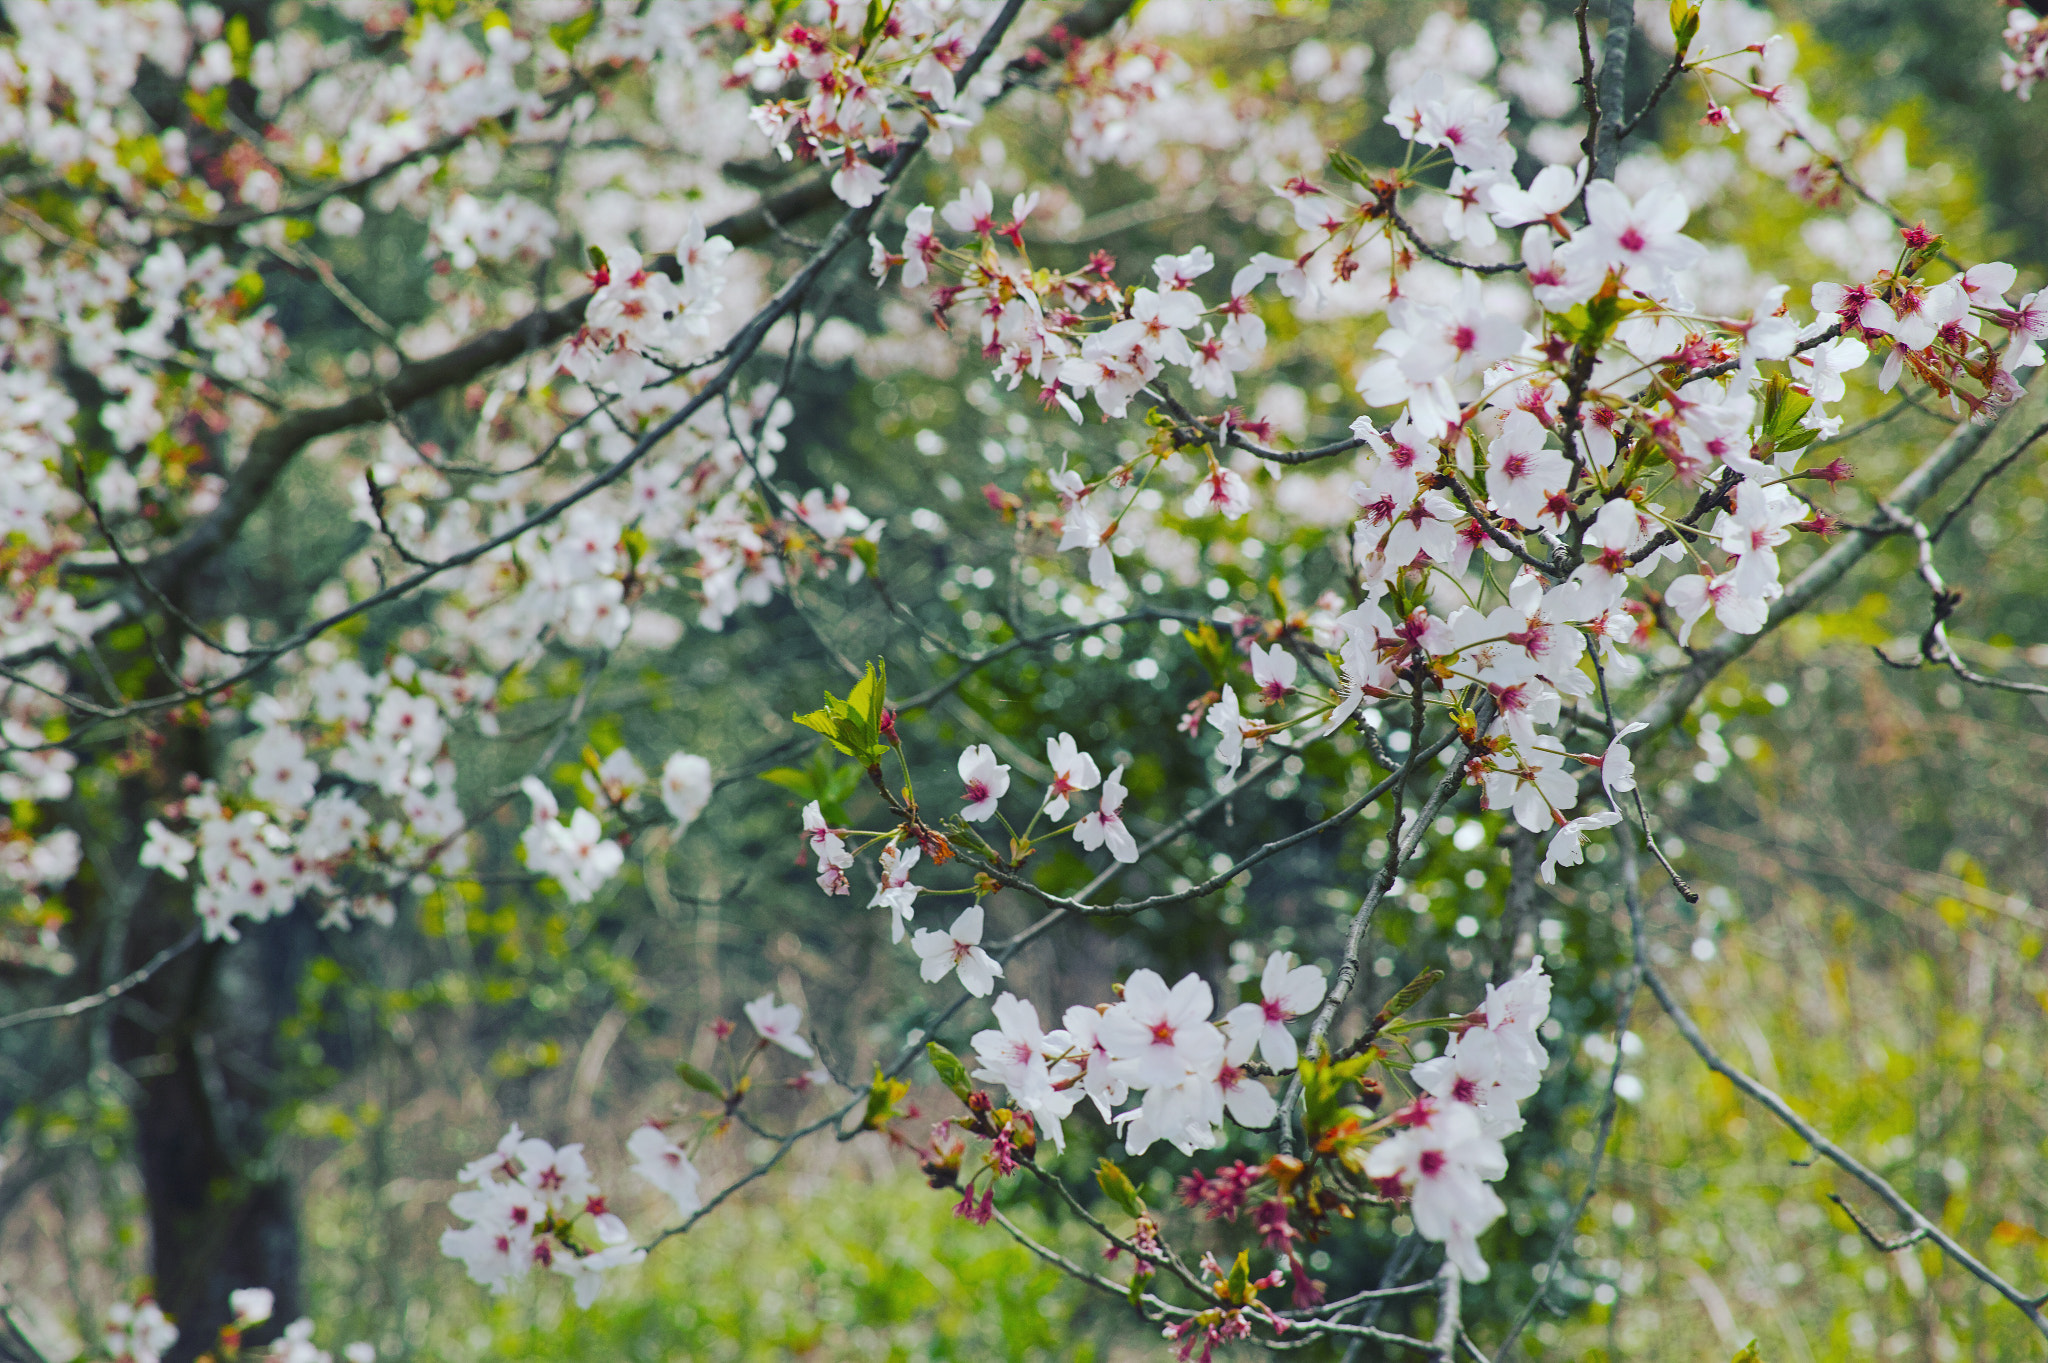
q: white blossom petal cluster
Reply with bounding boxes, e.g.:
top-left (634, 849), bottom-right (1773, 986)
top-left (440, 1123), bottom-right (645, 1307)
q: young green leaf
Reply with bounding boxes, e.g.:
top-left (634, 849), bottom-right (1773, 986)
top-left (1096, 1158), bottom-right (1146, 1219)
top-left (676, 1061), bottom-right (725, 1097)
top-left (862, 1066), bottom-right (910, 1130)
top-left (925, 1041), bottom-right (973, 1103)
top-left (1371, 968), bottom-right (1445, 1033)
top-left (1222, 1250), bottom-right (1251, 1304)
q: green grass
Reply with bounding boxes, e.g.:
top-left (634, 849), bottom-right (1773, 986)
top-left (397, 1174), bottom-right (1128, 1363)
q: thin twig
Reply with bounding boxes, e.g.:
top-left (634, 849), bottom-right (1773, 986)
top-left (0, 928), bottom-right (201, 1033)
top-left (1282, 690), bottom-right (1474, 1154)
top-left (1626, 882), bottom-right (2048, 1336)
top-left (977, 725), bottom-right (1459, 921)
top-left (1433, 1262), bottom-right (1462, 1363)
top-left (1826, 1192), bottom-right (1930, 1254)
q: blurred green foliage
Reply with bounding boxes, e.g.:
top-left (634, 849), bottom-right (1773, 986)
top-left (373, 1174), bottom-right (1126, 1363)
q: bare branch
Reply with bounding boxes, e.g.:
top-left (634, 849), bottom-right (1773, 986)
top-left (1826, 1193), bottom-right (1931, 1254)
top-left (0, 928), bottom-right (201, 1033)
top-left (1616, 50), bottom-right (1689, 142)
top-left (1592, 0), bottom-right (1634, 182)
top-left (1282, 690), bottom-right (1476, 1155)
top-left (1622, 405), bottom-right (2009, 746)
top-left (976, 724), bottom-right (1460, 921)
top-left (1386, 203), bottom-right (1527, 277)
top-left (1625, 884), bottom-right (2048, 1336)
top-left (1432, 1262), bottom-right (1463, 1363)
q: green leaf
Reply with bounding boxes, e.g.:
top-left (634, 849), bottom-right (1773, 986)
top-left (1299, 1043), bottom-right (1374, 1142)
top-left (861, 0), bottom-right (892, 46)
top-left (225, 12), bottom-right (253, 68)
top-left (757, 766), bottom-right (817, 797)
top-left (1223, 1250), bottom-right (1251, 1304)
top-left (1371, 969), bottom-right (1444, 1032)
top-left (1551, 291), bottom-right (1648, 351)
top-left (822, 763), bottom-right (862, 806)
top-left (1326, 149), bottom-right (1374, 190)
top-left (1731, 1343), bottom-right (1764, 1363)
top-left (791, 705), bottom-right (858, 756)
top-left (550, 11), bottom-right (597, 54)
top-left (676, 1061), bottom-right (724, 1097)
top-left (792, 661), bottom-right (891, 764)
top-left (1184, 622), bottom-right (1237, 691)
top-left (1096, 1158), bottom-right (1146, 1218)
top-left (1670, 1), bottom-right (1702, 57)
top-left (862, 1066), bottom-right (910, 1130)
top-left (761, 753), bottom-right (863, 825)
top-left (925, 1042), bottom-right (973, 1103)
top-left (848, 658), bottom-right (888, 752)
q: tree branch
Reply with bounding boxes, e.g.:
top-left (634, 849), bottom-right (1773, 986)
top-left (0, 928), bottom-right (201, 1033)
top-left (109, 0), bottom-right (1139, 599)
top-left (1629, 893), bottom-right (2048, 1337)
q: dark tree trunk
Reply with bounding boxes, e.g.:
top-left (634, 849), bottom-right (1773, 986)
top-left (113, 911), bottom-right (314, 1361)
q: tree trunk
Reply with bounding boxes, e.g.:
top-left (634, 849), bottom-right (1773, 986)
top-left (113, 910), bottom-right (313, 1359)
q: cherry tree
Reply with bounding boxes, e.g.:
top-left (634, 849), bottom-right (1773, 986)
top-left (1, 0), bottom-right (2046, 1359)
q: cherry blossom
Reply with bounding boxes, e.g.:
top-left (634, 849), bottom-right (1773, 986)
top-left (1667, 568), bottom-right (1770, 645)
top-left (911, 904), bottom-right (1003, 997)
top-left (1563, 181), bottom-right (1705, 297)
top-left (660, 753), bottom-right (713, 828)
top-left (228, 1288), bottom-right (274, 1327)
top-left (1602, 721), bottom-right (1649, 804)
top-left (956, 744), bottom-right (1012, 822)
top-left (1207, 685), bottom-right (1254, 780)
top-left (1363, 1100), bottom-right (1508, 1281)
top-left (627, 1124), bottom-right (702, 1219)
top-left (870, 840), bottom-right (923, 943)
top-left (1248, 643), bottom-right (1297, 704)
top-left (1483, 410), bottom-right (1570, 527)
top-left (1061, 1003), bottom-right (1131, 1122)
top-left (1100, 969), bottom-right (1224, 1091)
top-left (1184, 463), bottom-right (1252, 519)
top-left (1486, 162), bottom-right (1583, 227)
top-left (971, 992), bottom-right (1081, 1150)
top-left (1074, 763), bottom-right (1139, 865)
top-left (1223, 954), bottom-right (1328, 1072)
top-left (744, 994), bottom-right (815, 1059)
top-left (1540, 810), bottom-right (1624, 883)
top-left (1042, 733), bottom-right (1102, 820)
top-left (1412, 1031), bottom-right (1516, 1141)
top-left (12, 0), bottom-right (2044, 1344)
top-left (1213, 1022), bottom-right (1278, 1128)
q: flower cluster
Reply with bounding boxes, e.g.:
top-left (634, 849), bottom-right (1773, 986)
top-left (964, 953), bottom-right (1329, 1158)
top-left (138, 658), bottom-right (490, 940)
top-left (794, 727), bottom-right (1138, 974)
top-left (1366, 960), bottom-right (1554, 1279)
top-left (15, 0), bottom-right (2048, 1351)
top-left (2000, 6), bottom-right (2048, 101)
top-left (558, 219), bottom-right (732, 397)
top-left (736, 1), bottom-right (983, 208)
top-left (440, 1124), bottom-right (646, 1307)
top-left (98, 1288), bottom-right (372, 1363)
top-left (869, 186), bottom-right (1273, 477)
top-left (872, 66), bottom-right (2042, 878)
top-left (101, 1298), bottom-right (179, 1363)
top-left (1060, 36), bottom-right (1184, 175)
top-left (441, 992), bottom-right (823, 1302)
